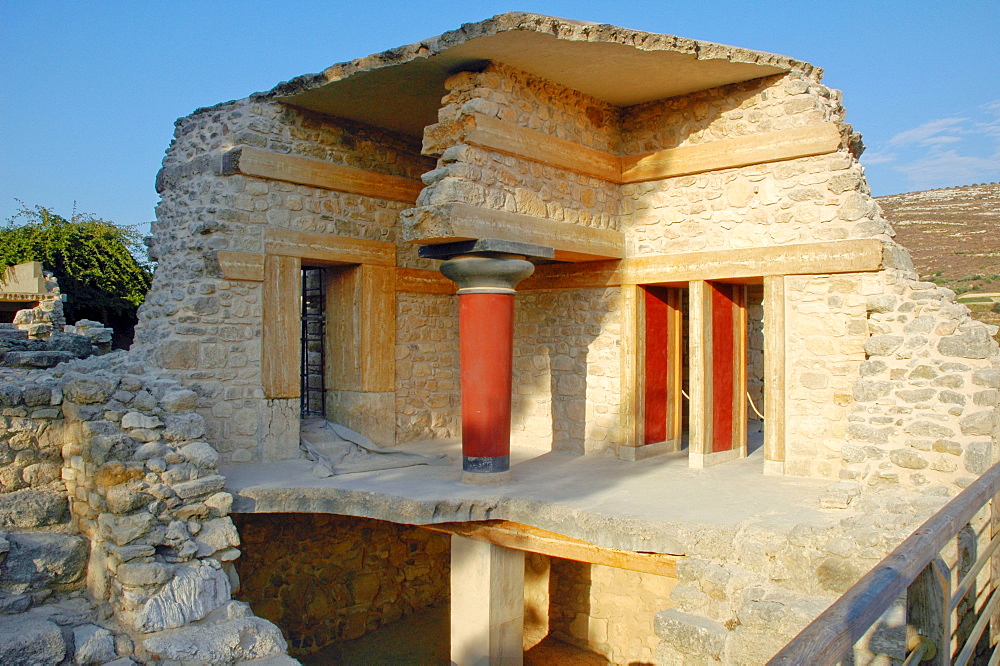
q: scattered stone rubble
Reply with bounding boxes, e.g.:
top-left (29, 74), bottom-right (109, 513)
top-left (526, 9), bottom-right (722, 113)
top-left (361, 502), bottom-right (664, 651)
top-left (0, 351), bottom-right (297, 664)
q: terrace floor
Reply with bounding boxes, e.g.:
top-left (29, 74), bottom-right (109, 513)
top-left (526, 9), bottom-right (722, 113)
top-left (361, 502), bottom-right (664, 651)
top-left (222, 431), bottom-right (843, 556)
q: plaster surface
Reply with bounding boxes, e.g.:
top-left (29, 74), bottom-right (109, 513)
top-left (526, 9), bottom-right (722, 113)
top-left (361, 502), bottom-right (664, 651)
top-left (222, 436), bottom-right (839, 556)
top-left (268, 12), bottom-right (803, 136)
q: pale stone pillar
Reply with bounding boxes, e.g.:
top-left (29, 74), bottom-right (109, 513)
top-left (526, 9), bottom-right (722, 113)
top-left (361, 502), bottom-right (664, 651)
top-left (763, 275), bottom-right (786, 476)
top-left (450, 534), bottom-right (525, 665)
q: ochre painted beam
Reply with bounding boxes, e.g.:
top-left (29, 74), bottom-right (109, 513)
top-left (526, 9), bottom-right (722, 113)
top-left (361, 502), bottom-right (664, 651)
top-left (261, 254), bottom-right (301, 399)
top-left (519, 239), bottom-right (883, 291)
top-left (463, 113), bottom-right (621, 182)
top-left (424, 520), bottom-right (679, 578)
top-left (222, 146), bottom-right (423, 204)
top-left (403, 202), bottom-right (624, 262)
top-left (217, 251), bottom-right (265, 281)
top-left (620, 123), bottom-right (843, 183)
top-left (264, 228), bottom-right (395, 267)
top-left (454, 115), bottom-right (842, 185)
top-left (395, 267), bottom-right (457, 294)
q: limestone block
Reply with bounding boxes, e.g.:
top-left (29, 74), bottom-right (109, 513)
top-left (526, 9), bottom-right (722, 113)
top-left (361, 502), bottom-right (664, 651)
top-left (960, 411), bottom-right (994, 436)
top-left (73, 624), bottom-right (118, 665)
top-left (863, 335), bottom-right (903, 357)
top-left (121, 412), bottom-right (163, 430)
top-left (63, 373), bottom-right (118, 404)
top-left (127, 561), bottom-right (231, 633)
top-left (965, 441), bottom-right (993, 475)
top-left (142, 616), bottom-right (287, 663)
top-left (98, 511), bottom-right (157, 547)
top-left (163, 412), bottom-right (205, 442)
top-left (194, 518), bottom-right (241, 557)
top-left (0, 533), bottom-right (88, 594)
top-left (0, 488), bottom-right (67, 528)
top-left (654, 609), bottom-right (727, 661)
top-left (180, 442), bottom-right (220, 469)
top-left (973, 369), bottom-right (1000, 388)
top-left (939, 328), bottom-right (995, 359)
top-left (105, 485), bottom-right (149, 515)
top-left (172, 474), bottom-right (226, 499)
top-left (888, 449), bottom-right (928, 470)
top-left (156, 341), bottom-right (201, 370)
top-left (904, 421), bottom-right (955, 439)
top-left (0, 615), bottom-right (66, 665)
top-left (161, 389), bottom-right (199, 413)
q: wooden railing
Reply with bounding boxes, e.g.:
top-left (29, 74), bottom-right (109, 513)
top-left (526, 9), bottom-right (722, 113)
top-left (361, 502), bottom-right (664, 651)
top-left (770, 462), bottom-right (1000, 665)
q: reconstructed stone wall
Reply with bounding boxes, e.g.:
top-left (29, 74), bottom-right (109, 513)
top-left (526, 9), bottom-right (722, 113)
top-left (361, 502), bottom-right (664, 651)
top-left (843, 270), bottom-right (1000, 490)
top-left (513, 288), bottom-right (623, 454)
top-left (395, 293), bottom-right (460, 443)
top-left (422, 63), bottom-right (620, 232)
top-left (136, 97), bottom-right (438, 462)
top-left (232, 513), bottom-right (449, 655)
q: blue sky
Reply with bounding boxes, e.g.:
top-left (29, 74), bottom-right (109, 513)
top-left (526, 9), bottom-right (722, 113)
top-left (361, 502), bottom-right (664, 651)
top-left (2, 1), bottom-right (998, 231)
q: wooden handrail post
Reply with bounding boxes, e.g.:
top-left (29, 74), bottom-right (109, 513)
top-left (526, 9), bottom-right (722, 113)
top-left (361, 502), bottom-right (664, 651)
top-left (907, 557), bottom-right (952, 665)
top-left (992, 495), bottom-right (1000, 650)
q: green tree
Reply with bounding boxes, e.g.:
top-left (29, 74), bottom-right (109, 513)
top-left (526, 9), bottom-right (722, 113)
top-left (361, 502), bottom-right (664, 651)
top-left (0, 204), bottom-right (153, 343)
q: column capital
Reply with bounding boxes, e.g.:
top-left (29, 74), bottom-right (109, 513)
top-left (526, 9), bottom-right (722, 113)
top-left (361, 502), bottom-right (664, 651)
top-left (440, 254), bottom-right (535, 295)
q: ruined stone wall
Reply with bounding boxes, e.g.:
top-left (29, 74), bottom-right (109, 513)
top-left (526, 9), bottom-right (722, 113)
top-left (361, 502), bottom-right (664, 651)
top-left (0, 356), bottom-right (290, 662)
top-left (231, 513), bottom-right (449, 655)
top-left (137, 97), bottom-right (436, 462)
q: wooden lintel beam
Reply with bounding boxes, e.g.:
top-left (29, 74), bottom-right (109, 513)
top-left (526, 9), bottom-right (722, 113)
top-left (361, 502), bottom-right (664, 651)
top-left (519, 239), bottom-right (884, 291)
top-left (216, 251), bottom-right (265, 281)
top-left (395, 267), bottom-right (456, 294)
top-left (458, 114), bottom-right (843, 185)
top-left (264, 228), bottom-right (395, 267)
top-left (620, 123), bottom-right (843, 183)
top-left (222, 146), bottom-right (424, 204)
top-left (464, 113), bottom-right (621, 182)
top-left (402, 202), bottom-right (624, 263)
top-left (423, 520), bottom-right (679, 578)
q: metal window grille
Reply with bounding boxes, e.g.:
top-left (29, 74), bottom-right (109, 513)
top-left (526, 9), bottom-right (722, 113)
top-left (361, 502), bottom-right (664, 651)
top-left (300, 267), bottom-right (326, 417)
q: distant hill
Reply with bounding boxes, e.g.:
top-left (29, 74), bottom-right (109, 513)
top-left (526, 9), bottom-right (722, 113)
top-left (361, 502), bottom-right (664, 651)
top-left (877, 182), bottom-right (1000, 337)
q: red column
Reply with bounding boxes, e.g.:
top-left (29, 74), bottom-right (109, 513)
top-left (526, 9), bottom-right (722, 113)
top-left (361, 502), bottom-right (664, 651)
top-left (458, 293), bottom-right (514, 472)
top-left (439, 253), bottom-right (534, 482)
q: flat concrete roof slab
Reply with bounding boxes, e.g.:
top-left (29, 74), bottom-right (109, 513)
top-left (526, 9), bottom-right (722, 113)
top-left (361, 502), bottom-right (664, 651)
top-left (223, 439), bottom-right (841, 557)
top-left (266, 13), bottom-right (809, 137)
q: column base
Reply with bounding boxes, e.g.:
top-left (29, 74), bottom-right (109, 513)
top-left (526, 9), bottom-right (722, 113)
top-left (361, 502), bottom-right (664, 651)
top-left (461, 471), bottom-right (515, 486)
top-left (463, 455), bottom-right (510, 473)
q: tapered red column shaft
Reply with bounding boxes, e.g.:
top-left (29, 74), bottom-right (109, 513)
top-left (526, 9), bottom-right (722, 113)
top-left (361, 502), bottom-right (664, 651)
top-left (459, 292), bottom-right (515, 472)
top-left (439, 253), bottom-right (534, 478)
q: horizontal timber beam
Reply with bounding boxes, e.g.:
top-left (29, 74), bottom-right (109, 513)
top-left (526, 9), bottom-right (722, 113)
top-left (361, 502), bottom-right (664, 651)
top-left (221, 146), bottom-right (423, 204)
top-left (519, 239), bottom-right (884, 291)
top-left (620, 123), bottom-right (843, 183)
top-left (395, 267), bottom-right (456, 294)
top-left (463, 113), bottom-right (620, 182)
top-left (402, 202), bottom-right (624, 262)
top-left (458, 113), bottom-right (842, 184)
top-left (264, 228), bottom-right (395, 267)
top-left (423, 520), bottom-right (679, 578)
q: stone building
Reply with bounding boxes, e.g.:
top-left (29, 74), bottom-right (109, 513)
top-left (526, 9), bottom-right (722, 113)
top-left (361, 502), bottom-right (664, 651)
top-left (2, 13), bottom-right (998, 665)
